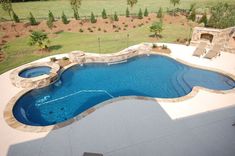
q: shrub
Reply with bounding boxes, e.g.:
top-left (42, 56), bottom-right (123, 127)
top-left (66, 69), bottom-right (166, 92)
top-left (13, 11), bottom-right (20, 23)
top-left (125, 24), bottom-right (128, 27)
top-left (126, 7), bottom-right (130, 17)
top-left (157, 7), bottom-right (163, 18)
top-left (152, 43), bottom-right (158, 48)
top-left (61, 11), bottom-right (69, 24)
top-left (114, 12), bottom-right (119, 21)
top-left (79, 28), bottom-right (83, 32)
top-left (207, 2), bottom-right (235, 29)
top-left (103, 29), bottom-right (107, 32)
top-left (144, 8), bottom-right (149, 17)
top-left (199, 12), bottom-right (208, 26)
top-left (28, 12), bottom-right (37, 25)
top-left (90, 12), bottom-right (97, 23)
top-left (162, 44), bottom-right (167, 49)
top-left (138, 9), bottom-right (143, 19)
top-left (102, 9), bottom-right (107, 19)
top-left (98, 27), bottom-right (101, 31)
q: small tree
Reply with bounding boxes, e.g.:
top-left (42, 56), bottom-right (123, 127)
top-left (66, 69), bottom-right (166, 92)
top-left (29, 31), bottom-right (50, 51)
top-left (157, 7), bottom-right (163, 18)
top-left (73, 9), bottom-right (80, 20)
top-left (12, 11), bottom-right (20, 23)
top-left (29, 12), bottom-right (37, 25)
top-left (144, 8), bottom-right (148, 17)
top-left (61, 11), bottom-right (69, 24)
top-left (48, 10), bottom-right (55, 22)
top-left (189, 3), bottom-right (196, 13)
top-left (170, 0), bottom-right (180, 16)
top-left (0, 0), bottom-right (13, 20)
top-left (127, 0), bottom-right (138, 12)
top-left (150, 21), bottom-right (163, 38)
top-left (70, 0), bottom-right (82, 20)
top-left (188, 8), bottom-right (196, 21)
top-left (47, 18), bottom-right (53, 29)
top-left (126, 7), bottom-right (130, 17)
top-left (90, 12), bottom-right (97, 23)
top-left (199, 12), bottom-right (207, 26)
top-left (207, 2), bottom-right (235, 29)
top-left (102, 9), bottom-right (107, 19)
top-left (114, 12), bottom-right (119, 21)
top-left (170, 0), bottom-right (180, 7)
top-left (138, 9), bottom-right (143, 19)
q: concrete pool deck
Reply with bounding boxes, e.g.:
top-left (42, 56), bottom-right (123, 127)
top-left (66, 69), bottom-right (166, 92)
top-left (0, 43), bottom-right (235, 156)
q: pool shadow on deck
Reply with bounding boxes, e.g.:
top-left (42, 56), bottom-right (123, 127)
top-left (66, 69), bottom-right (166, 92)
top-left (6, 99), bottom-right (235, 156)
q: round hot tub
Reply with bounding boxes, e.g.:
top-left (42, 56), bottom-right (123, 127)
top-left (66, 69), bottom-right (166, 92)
top-left (10, 62), bottom-right (60, 88)
top-left (19, 66), bottom-right (52, 78)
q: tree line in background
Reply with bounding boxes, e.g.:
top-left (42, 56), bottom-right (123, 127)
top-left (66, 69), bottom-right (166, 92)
top-left (1, 0), bottom-right (234, 29)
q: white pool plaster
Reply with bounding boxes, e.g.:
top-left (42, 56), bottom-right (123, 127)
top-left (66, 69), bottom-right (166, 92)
top-left (0, 43), bottom-right (235, 156)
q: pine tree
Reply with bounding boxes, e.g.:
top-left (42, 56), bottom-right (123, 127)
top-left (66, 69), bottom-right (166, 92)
top-left (157, 7), bottom-right (163, 18)
top-left (102, 9), bottom-right (107, 19)
top-left (12, 11), bottom-right (20, 23)
top-left (29, 12), bottom-right (37, 25)
top-left (199, 12), bottom-right (207, 26)
top-left (47, 11), bottom-right (54, 29)
top-left (114, 12), bottom-right (119, 21)
top-left (126, 7), bottom-right (130, 17)
top-left (189, 9), bottom-right (196, 21)
top-left (61, 11), bottom-right (69, 24)
top-left (73, 9), bottom-right (80, 20)
top-left (144, 8), bottom-right (149, 17)
top-left (90, 12), bottom-right (97, 23)
top-left (48, 10), bottom-right (55, 22)
top-left (138, 9), bottom-right (143, 19)
top-left (70, 0), bottom-right (81, 20)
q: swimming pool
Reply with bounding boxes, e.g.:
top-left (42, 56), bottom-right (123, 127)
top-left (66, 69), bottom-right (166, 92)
top-left (13, 55), bottom-right (235, 126)
top-left (19, 66), bottom-right (51, 78)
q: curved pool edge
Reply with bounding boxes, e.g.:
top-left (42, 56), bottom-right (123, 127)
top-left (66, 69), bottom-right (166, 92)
top-left (4, 45), bottom-right (235, 132)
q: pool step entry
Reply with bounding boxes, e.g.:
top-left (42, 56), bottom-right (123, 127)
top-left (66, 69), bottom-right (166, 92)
top-left (36, 90), bottom-right (114, 106)
top-left (107, 60), bottom-right (127, 65)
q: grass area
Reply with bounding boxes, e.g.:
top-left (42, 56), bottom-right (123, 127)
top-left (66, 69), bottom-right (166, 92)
top-left (0, 21), bottom-right (190, 74)
top-left (0, 0), bottom-right (234, 20)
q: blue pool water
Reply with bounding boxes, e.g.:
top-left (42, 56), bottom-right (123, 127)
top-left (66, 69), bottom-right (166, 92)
top-left (19, 66), bottom-right (51, 78)
top-left (13, 55), bottom-right (235, 126)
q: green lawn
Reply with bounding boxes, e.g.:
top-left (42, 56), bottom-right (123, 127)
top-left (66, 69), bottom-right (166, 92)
top-left (0, 0), bottom-right (234, 20)
top-left (0, 22), bottom-right (190, 74)
top-left (1, 0), bottom-right (231, 74)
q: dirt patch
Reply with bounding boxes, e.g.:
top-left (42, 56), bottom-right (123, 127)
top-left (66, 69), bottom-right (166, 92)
top-left (0, 13), bottom-right (193, 45)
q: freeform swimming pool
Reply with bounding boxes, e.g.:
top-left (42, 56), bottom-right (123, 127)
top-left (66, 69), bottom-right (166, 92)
top-left (19, 66), bottom-right (51, 78)
top-left (13, 55), bottom-right (235, 126)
